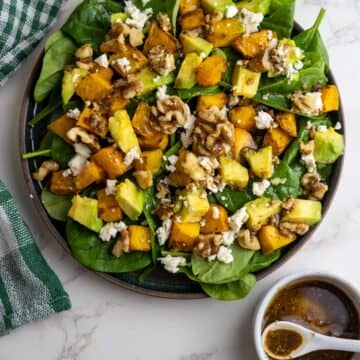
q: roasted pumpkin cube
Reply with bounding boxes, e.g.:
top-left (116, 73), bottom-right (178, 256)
top-left (135, 149), bottom-right (163, 175)
top-left (201, 204), bottom-right (229, 234)
top-left (321, 85), bottom-right (340, 112)
top-left (97, 188), bottom-right (122, 222)
top-left (233, 30), bottom-right (270, 58)
top-left (128, 225), bottom-right (151, 251)
top-left (132, 101), bottom-right (161, 138)
top-left (47, 115), bottom-right (76, 144)
top-left (93, 65), bottom-right (114, 81)
top-left (181, 8), bottom-right (205, 31)
top-left (229, 105), bottom-right (256, 132)
top-left (263, 128), bottom-right (292, 156)
top-left (92, 146), bottom-right (130, 179)
top-left (169, 221), bottom-right (200, 252)
top-left (259, 225), bottom-right (297, 254)
top-left (180, 0), bottom-right (200, 15)
top-left (77, 107), bottom-right (108, 139)
top-left (110, 46), bottom-right (148, 77)
top-left (276, 112), bottom-right (297, 137)
top-left (144, 21), bottom-right (178, 54)
top-left (138, 134), bottom-right (169, 151)
top-left (232, 128), bottom-right (257, 162)
top-left (196, 55), bottom-right (227, 87)
top-left (196, 93), bottom-right (227, 112)
top-left (50, 171), bottom-right (76, 195)
top-left (75, 73), bottom-right (112, 102)
top-left (100, 38), bottom-right (122, 53)
top-left (168, 170), bottom-right (192, 187)
top-left (206, 18), bottom-right (245, 48)
top-left (106, 91), bottom-right (130, 114)
top-left (74, 162), bottom-right (105, 191)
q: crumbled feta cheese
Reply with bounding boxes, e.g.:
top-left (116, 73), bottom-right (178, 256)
top-left (105, 179), bottom-right (118, 196)
top-left (94, 54), bottom-right (109, 68)
top-left (156, 219), bottom-right (172, 245)
top-left (124, 0), bottom-right (153, 30)
top-left (317, 125), bottom-right (328, 133)
top-left (165, 155), bottom-right (178, 173)
top-left (222, 231), bottom-right (236, 246)
top-left (334, 121), bottom-right (342, 130)
top-left (156, 85), bottom-right (168, 101)
top-left (99, 221), bottom-right (127, 242)
top-left (180, 113), bottom-right (196, 148)
top-left (114, 57), bottom-right (131, 73)
top-left (62, 169), bottom-right (72, 177)
top-left (252, 179), bottom-right (271, 197)
top-left (208, 254), bottom-right (217, 262)
top-left (200, 52), bottom-right (207, 59)
top-left (198, 156), bottom-right (219, 173)
top-left (141, 0), bottom-right (150, 5)
top-left (301, 153), bottom-right (317, 173)
top-left (255, 111), bottom-right (274, 130)
top-left (159, 255), bottom-right (187, 273)
top-left (212, 206), bottom-right (220, 219)
top-left (225, 5), bottom-right (239, 18)
top-left (68, 154), bottom-right (88, 176)
top-left (240, 8), bottom-right (264, 35)
top-left (228, 95), bottom-right (240, 108)
top-left (206, 176), bottom-right (226, 193)
top-left (229, 207), bottom-right (249, 232)
top-left (200, 219), bottom-right (207, 227)
top-left (73, 143), bottom-right (92, 159)
top-left (66, 108), bottom-right (81, 120)
top-left (216, 246), bottom-right (234, 264)
top-left (271, 178), bottom-right (287, 186)
top-left (124, 147), bottom-right (141, 166)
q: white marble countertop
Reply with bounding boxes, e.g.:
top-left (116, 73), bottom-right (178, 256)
top-left (0, 0), bottom-right (359, 359)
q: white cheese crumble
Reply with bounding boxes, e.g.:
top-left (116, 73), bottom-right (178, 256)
top-left (124, 147), bottom-right (141, 166)
top-left (68, 154), bottom-right (88, 176)
top-left (252, 179), bottom-right (271, 197)
top-left (199, 52), bottom-right (207, 59)
top-left (94, 54), bottom-right (109, 68)
top-left (198, 156), bottom-right (219, 173)
top-left (141, 0), bottom-right (150, 5)
top-left (255, 111), bottom-right (274, 130)
top-left (165, 155), bottom-right (178, 173)
top-left (271, 178), bottom-right (287, 186)
top-left (66, 108), bottom-right (81, 120)
top-left (114, 57), bottom-right (131, 73)
top-left (156, 219), bottom-right (172, 246)
top-left (225, 4), bottom-right (239, 18)
top-left (334, 121), bottom-right (342, 130)
top-left (206, 176), bottom-right (226, 193)
top-left (105, 179), bottom-right (118, 196)
top-left (180, 112), bottom-right (196, 148)
top-left (156, 85), bottom-right (168, 101)
top-left (99, 221), bottom-right (127, 242)
top-left (228, 207), bottom-right (249, 232)
top-left (317, 125), bottom-right (328, 133)
top-left (216, 246), bottom-right (234, 264)
top-left (73, 143), bottom-right (92, 159)
top-left (222, 231), bottom-right (236, 246)
top-left (301, 153), bottom-right (317, 173)
top-left (208, 254), bottom-right (217, 262)
top-left (212, 206), bottom-right (220, 219)
top-left (240, 8), bottom-right (264, 35)
top-left (124, 0), bottom-right (153, 30)
top-left (159, 255), bottom-right (187, 273)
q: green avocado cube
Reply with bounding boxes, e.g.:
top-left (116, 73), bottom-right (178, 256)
top-left (110, 12), bottom-right (128, 24)
top-left (314, 127), bottom-right (344, 165)
top-left (134, 67), bottom-right (175, 95)
top-left (245, 198), bottom-right (282, 231)
top-left (232, 65), bottom-right (261, 98)
top-left (116, 179), bottom-right (145, 220)
top-left (175, 53), bottom-right (203, 89)
top-left (62, 68), bottom-right (88, 105)
top-left (68, 195), bottom-right (103, 233)
top-left (201, 0), bottom-right (234, 13)
top-left (176, 189), bottom-right (210, 223)
top-left (282, 199), bottom-right (322, 226)
top-left (179, 34), bottom-right (214, 57)
top-left (219, 157), bottom-right (249, 189)
top-left (244, 146), bottom-right (273, 179)
top-left (237, 0), bottom-right (271, 15)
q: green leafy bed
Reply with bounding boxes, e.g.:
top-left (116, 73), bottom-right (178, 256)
top-left (24, 0), bottom-right (343, 300)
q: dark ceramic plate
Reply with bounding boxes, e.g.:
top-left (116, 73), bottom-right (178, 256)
top-left (19, 22), bottom-right (345, 299)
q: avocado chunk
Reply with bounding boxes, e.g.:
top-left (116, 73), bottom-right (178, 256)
top-left (314, 127), bottom-right (344, 164)
top-left (110, 12), bottom-right (128, 24)
top-left (201, 0), bottom-right (234, 13)
top-left (116, 179), bottom-right (145, 220)
top-left (244, 146), bottom-right (273, 179)
top-left (68, 195), bottom-right (103, 233)
top-left (236, 0), bottom-right (271, 15)
top-left (282, 199), bottom-right (322, 226)
top-left (175, 53), bottom-right (203, 89)
top-left (219, 157), bottom-right (249, 189)
top-left (62, 68), bottom-right (88, 105)
top-left (109, 110), bottom-right (140, 154)
top-left (176, 189), bottom-right (210, 223)
top-left (232, 65), bottom-right (261, 98)
top-left (180, 34), bottom-right (214, 57)
top-left (245, 198), bottom-right (282, 231)
top-left (134, 67), bottom-right (175, 95)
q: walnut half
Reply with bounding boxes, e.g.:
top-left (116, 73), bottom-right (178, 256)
top-left (193, 234), bottom-right (224, 259)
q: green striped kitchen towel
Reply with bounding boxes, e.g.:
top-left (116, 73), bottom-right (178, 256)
top-left (0, 0), bottom-right (63, 86)
top-left (0, 180), bottom-right (71, 335)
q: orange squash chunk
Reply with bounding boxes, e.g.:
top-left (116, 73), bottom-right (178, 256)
top-left (47, 115), bottom-right (76, 144)
top-left (144, 21), bottom-right (178, 54)
top-left (232, 128), bottom-right (257, 162)
top-left (229, 105), bottom-right (256, 132)
top-left (196, 55), bottom-right (227, 87)
top-left (321, 85), bottom-right (340, 112)
top-left (276, 112), bottom-right (297, 138)
top-left (259, 225), bottom-right (297, 254)
top-left (97, 188), bottom-right (122, 222)
top-left (77, 107), bottom-right (108, 139)
top-left (50, 171), bottom-right (76, 195)
top-left (206, 18), bottom-right (245, 48)
top-left (74, 162), bottom-right (105, 191)
top-left (201, 204), bottom-right (229, 234)
top-left (179, 0), bottom-right (200, 15)
top-left (180, 8), bottom-right (205, 32)
top-left (169, 221), bottom-right (200, 252)
top-left (263, 128), bottom-right (292, 156)
top-left (233, 30), bottom-right (270, 58)
top-left (75, 73), bottom-right (112, 102)
top-left (128, 225), bottom-right (151, 251)
top-left (196, 93), bottom-right (227, 112)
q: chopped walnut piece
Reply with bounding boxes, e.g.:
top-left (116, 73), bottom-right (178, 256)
top-left (32, 160), bottom-right (60, 181)
top-left (280, 222), bottom-right (309, 236)
top-left (75, 44), bottom-right (93, 59)
top-left (154, 200), bottom-right (174, 220)
top-left (193, 234), bottom-right (224, 259)
top-left (128, 27), bottom-right (144, 47)
top-left (192, 106), bottom-right (234, 157)
top-left (156, 181), bottom-right (170, 199)
top-left (150, 96), bottom-right (190, 134)
top-left (310, 182), bottom-right (328, 200)
top-left (204, 10), bottom-right (223, 33)
top-left (178, 151), bottom-right (207, 182)
top-left (115, 75), bottom-right (143, 99)
top-left (301, 172), bottom-right (328, 200)
top-left (300, 140), bottom-right (315, 155)
top-left (134, 170), bottom-right (153, 189)
top-left (66, 127), bottom-right (100, 152)
top-left (148, 45), bottom-right (176, 75)
top-left (112, 229), bottom-right (130, 257)
top-left (282, 198), bottom-right (295, 211)
top-left (237, 229), bottom-right (261, 250)
top-left (157, 12), bottom-right (172, 32)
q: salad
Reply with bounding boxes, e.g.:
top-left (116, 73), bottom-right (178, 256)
top-left (24, 0), bottom-right (344, 300)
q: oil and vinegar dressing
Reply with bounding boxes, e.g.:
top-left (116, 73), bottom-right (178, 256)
top-left (263, 280), bottom-right (360, 360)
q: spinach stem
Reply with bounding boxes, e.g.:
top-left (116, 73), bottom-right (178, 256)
top-left (29, 102), bottom-right (61, 127)
top-left (22, 149), bottom-right (52, 159)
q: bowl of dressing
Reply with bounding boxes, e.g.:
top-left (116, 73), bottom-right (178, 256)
top-left (254, 272), bottom-right (360, 360)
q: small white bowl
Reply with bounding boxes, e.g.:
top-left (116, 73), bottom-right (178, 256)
top-left (253, 271), bottom-right (360, 360)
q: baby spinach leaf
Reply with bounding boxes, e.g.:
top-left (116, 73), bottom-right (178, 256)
top-left (215, 187), bottom-right (254, 213)
top-left (34, 31), bottom-right (77, 102)
top-left (41, 189), bottom-right (72, 222)
top-left (201, 274), bottom-right (256, 301)
top-left (175, 86), bottom-right (222, 100)
top-left (66, 219), bottom-right (152, 272)
top-left (62, 0), bottom-right (123, 52)
top-left (39, 131), bottom-right (56, 150)
top-left (318, 163), bottom-right (333, 181)
top-left (51, 135), bottom-right (75, 168)
top-left (191, 244), bottom-right (255, 284)
top-left (247, 250), bottom-right (281, 273)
